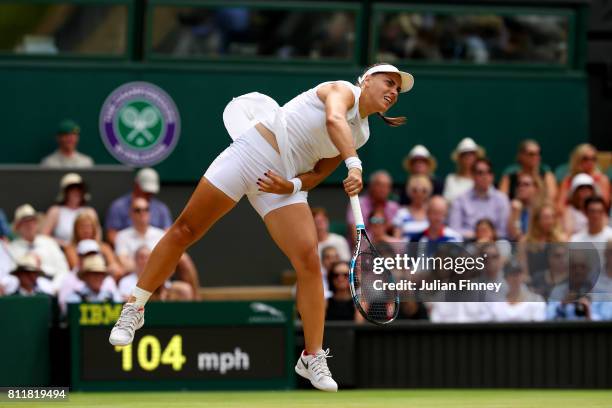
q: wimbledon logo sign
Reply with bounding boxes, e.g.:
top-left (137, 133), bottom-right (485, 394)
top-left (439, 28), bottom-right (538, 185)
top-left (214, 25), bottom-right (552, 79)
top-left (99, 82), bottom-right (181, 166)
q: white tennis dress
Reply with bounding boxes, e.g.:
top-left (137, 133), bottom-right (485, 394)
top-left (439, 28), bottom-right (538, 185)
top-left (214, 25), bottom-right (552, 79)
top-left (205, 81), bottom-right (370, 218)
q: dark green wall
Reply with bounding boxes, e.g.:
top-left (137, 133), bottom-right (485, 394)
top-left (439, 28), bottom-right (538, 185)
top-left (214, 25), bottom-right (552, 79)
top-left (0, 63), bottom-right (588, 183)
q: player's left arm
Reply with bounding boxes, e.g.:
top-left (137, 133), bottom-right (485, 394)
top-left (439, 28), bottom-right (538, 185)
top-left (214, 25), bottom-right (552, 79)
top-left (257, 155), bottom-right (342, 194)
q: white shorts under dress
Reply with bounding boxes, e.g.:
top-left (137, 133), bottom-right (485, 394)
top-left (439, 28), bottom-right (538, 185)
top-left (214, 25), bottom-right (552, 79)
top-left (203, 126), bottom-right (308, 218)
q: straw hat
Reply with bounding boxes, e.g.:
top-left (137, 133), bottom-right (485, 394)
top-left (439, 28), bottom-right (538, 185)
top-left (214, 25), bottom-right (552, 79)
top-left (451, 138), bottom-right (485, 162)
top-left (77, 254), bottom-right (108, 278)
top-left (56, 173), bottom-right (90, 203)
top-left (402, 145), bottom-right (437, 173)
top-left (12, 204), bottom-right (38, 230)
top-left (11, 253), bottom-right (44, 276)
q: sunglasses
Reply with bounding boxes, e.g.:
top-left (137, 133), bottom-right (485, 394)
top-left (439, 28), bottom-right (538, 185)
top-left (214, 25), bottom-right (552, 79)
top-left (410, 187), bottom-right (429, 194)
top-left (475, 169), bottom-right (491, 175)
top-left (333, 273), bottom-right (349, 278)
top-left (524, 150), bottom-right (540, 157)
top-left (581, 155), bottom-right (596, 162)
top-left (369, 217), bottom-right (386, 224)
top-left (132, 207), bottom-right (150, 213)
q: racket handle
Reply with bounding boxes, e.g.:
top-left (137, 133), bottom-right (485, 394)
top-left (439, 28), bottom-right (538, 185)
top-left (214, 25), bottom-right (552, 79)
top-left (350, 195), bottom-right (365, 229)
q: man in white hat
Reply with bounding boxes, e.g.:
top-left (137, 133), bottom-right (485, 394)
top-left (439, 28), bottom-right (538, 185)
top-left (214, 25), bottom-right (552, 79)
top-left (9, 204), bottom-right (70, 293)
top-left (4, 253), bottom-right (53, 296)
top-left (400, 144), bottom-right (444, 205)
top-left (105, 168), bottom-right (173, 246)
top-left (59, 254), bottom-right (121, 309)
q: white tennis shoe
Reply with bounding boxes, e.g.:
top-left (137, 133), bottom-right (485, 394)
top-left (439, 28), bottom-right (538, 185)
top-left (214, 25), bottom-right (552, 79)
top-left (295, 349), bottom-right (338, 392)
top-left (109, 303), bottom-right (145, 346)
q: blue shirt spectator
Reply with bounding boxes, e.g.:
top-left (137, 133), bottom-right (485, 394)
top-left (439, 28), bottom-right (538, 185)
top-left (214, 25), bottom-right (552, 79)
top-left (0, 209), bottom-right (10, 238)
top-left (105, 168), bottom-right (173, 245)
top-left (449, 158), bottom-right (510, 239)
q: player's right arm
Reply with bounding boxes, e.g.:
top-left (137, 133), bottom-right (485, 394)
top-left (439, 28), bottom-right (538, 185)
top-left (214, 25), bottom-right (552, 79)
top-left (317, 83), bottom-right (362, 196)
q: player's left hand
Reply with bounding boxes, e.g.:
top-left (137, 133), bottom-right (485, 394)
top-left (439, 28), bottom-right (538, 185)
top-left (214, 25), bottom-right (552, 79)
top-left (257, 170), bottom-right (294, 194)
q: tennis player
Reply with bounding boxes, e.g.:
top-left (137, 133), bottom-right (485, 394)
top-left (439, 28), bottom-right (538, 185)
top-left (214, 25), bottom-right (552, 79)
top-left (109, 63), bottom-right (414, 391)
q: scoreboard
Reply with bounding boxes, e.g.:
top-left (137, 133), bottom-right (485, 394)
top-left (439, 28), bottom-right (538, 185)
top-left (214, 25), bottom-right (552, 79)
top-left (69, 301), bottom-right (295, 390)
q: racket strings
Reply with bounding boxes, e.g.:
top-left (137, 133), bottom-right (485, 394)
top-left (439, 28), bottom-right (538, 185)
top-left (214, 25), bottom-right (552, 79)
top-left (352, 237), bottom-right (398, 324)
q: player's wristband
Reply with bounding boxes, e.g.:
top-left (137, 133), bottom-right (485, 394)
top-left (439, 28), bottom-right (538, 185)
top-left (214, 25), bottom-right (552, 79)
top-left (289, 177), bottom-right (302, 195)
top-left (345, 156), bottom-right (362, 171)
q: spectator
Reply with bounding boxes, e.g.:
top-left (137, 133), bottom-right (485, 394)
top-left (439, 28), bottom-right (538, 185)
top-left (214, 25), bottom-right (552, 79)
top-left (571, 196), bottom-right (612, 243)
top-left (530, 244), bottom-right (569, 299)
top-left (393, 175), bottom-right (431, 240)
top-left (346, 170), bottom-right (399, 236)
top-left (547, 251), bottom-right (599, 320)
top-left (557, 143), bottom-right (610, 211)
top-left (117, 245), bottom-right (193, 301)
top-left (9, 204), bottom-right (69, 293)
top-left (4, 253), bottom-right (53, 296)
top-left (563, 173), bottom-right (597, 236)
top-left (115, 197), bottom-right (165, 271)
top-left (105, 168), bottom-right (173, 245)
top-left (325, 261), bottom-right (359, 321)
top-left (478, 242), bottom-right (508, 300)
top-left (369, 209), bottom-right (400, 244)
top-left (489, 260), bottom-right (546, 322)
top-left (60, 254), bottom-right (122, 309)
top-left (0, 209), bottom-right (10, 239)
top-left (0, 241), bottom-right (15, 293)
top-left (40, 119), bottom-right (94, 168)
top-left (64, 213), bottom-right (124, 279)
top-left (592, 241), bottom-right (612, 297)
top-left (412, 196), bottom-right (462, 256)
top-left (449, 158), bottom-right (510, 239)
top-left (499, 139), bottom-right (556, 201)
top-left (40, 173), bottom-right (98, 247)
top-left (312, 207), bottom-right (350, 261)
top-left (400, 144), bottom-right (443, 204)
top-left (320, 246), bottom-right (340, 298)
top-left (519, 202), bottom-right (566, 278)
top-left (115, 197), bottom-right (200, 298)
top-left (506, 172), bottom-right (542, 241)
top-left (443, 137), bottom-right (484, 204)
top-left (474, 218), bottom-right (497, 243)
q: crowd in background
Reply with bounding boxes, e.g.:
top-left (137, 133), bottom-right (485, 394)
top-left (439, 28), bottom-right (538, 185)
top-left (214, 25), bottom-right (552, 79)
top-left (0, 119), bottom-right (611, 324)
top-left (319, 137), bottom-right (611, 323)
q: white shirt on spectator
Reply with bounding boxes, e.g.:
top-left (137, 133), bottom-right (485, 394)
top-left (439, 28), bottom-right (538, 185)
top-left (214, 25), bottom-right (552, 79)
top-left (40, 150), bottom-right (94, 168)
top-left (570, 226), bottom-right (612, 243)
top-left (443, 173), bottom-right (474, 204)
top-left (9, 235), bottom-right (69, 292)
top-left (318, 233), bottom-right (351, 262)
top-left (118, 273), bottom-right (138, 300)
top-left (489, 299), bottom-right (546, 322)
top-left (428, 302), bottom-right (493, 323)
top-left (115, 226), bottom-right (164, 259)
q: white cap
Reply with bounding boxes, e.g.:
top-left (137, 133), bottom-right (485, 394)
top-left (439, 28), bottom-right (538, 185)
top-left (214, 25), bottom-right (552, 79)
top-left (77, 239), bottom-right (100, 256)
top-left (13, 204), bottom-right (37, 225)
top-left (570, 173), bottom-right (596, 195)
top-left (358, 64), bottom-right (414, 93)
top-left (135, 168), bottom-right (160, 194)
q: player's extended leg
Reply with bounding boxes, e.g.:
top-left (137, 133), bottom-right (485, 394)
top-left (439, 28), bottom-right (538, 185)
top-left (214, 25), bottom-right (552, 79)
top-left (135, 177), bottom-right (236, 293)
top-left (264, 203), bottom-right (337, 392)
top-left (109, 177), bottom-right (236, 346)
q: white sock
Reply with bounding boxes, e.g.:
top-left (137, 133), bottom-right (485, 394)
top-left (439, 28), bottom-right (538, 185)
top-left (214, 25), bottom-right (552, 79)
top-left (130, 286), bottom-right (152, 308)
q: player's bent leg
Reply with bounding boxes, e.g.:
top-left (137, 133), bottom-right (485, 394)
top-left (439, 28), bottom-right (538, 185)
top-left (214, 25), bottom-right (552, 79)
top-left (109, 177), bottom-right (237, 347)
top-left (263, 203), bottom-right (337, 392)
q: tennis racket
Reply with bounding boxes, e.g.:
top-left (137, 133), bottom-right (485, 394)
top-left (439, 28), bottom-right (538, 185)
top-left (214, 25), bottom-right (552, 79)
top-left (348, 195), bottom-right (399, 325)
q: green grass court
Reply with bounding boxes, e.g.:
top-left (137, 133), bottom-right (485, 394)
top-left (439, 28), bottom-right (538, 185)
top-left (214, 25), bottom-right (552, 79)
top-left (12, 390), bottom-right (612, 408)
